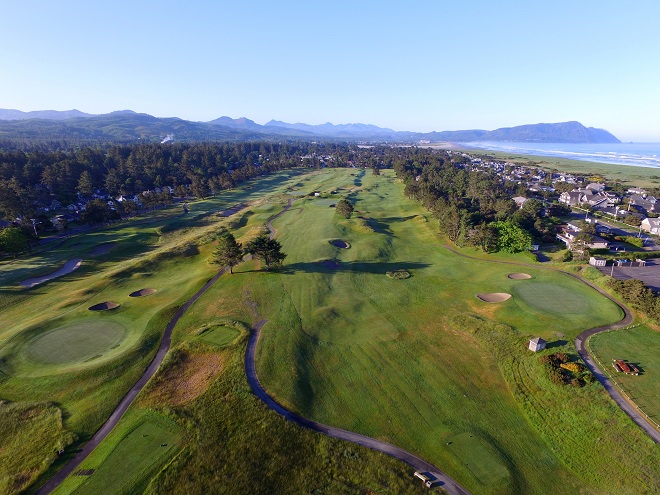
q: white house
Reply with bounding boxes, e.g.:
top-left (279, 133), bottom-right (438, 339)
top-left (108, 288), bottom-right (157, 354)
top-left (641, 217), bottom-right (660, 234)
top-left (528, 337), bottom-right (547, 352)
top-left (589, 257), bottom-right (607, 267)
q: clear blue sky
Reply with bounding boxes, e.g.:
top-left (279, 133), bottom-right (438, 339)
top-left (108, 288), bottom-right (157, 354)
top-left (2, 0), bottom-right (659, 141)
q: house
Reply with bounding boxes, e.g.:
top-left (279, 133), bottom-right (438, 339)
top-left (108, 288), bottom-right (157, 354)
top-left (559, 191), bottom-right (584, 206)
top-left (512, 196), bottom-right (528, 208)
top-left (586, 183), bottom-right (606, 193)
top-left (589, 257), bottom-right (607, 267)
top-left (528, 337), bottom-right (547, 352)
top-left (641, 217), bottom-right (660, 234)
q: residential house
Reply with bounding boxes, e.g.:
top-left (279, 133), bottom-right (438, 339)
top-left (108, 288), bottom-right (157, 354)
top-left (641, 217), bottom-right (660, 234)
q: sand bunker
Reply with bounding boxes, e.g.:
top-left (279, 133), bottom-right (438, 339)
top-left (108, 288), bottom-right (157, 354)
top-left (477, 293), bottom-right (512, 303)
top-left (129, 288), bottom-right (157, 297)
top-left (329, 239), bottom-right (350, 249)
top-left (89, 243), bottom-right (116, 256)
top-left (508, 273), bottom-right (532, 280)
top-left (20, 259), bottom-right (83, 288)
top-left (322, 260), bottom-right (341, 270)
top-left (88, 301), bottom-right (120, 311)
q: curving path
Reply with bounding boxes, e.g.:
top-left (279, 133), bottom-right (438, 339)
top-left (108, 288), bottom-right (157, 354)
top-left (33, 203), bottom-right (250, 494)
top-left (242, 200), bottom-right (472, 494)
top-left (442, 245), bottom-right (660, 443)
top-left (245, 320), bottom-right (471, 495)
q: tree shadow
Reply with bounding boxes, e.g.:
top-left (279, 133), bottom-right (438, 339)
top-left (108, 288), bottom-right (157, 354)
top-left (278, 260), bottom-right (431, 275)
top-left (546, 340), bottom-right (568, 349)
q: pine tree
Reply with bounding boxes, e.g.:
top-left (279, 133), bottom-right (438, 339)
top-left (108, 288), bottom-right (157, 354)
top-left (213, 232), bottom-right (243, 273)
top-left (246, 234), bottom-right (286, 270)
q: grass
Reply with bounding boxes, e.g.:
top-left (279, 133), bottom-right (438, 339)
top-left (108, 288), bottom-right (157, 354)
top-left (3, 167), bottom-right (659, 494)
top-left (244, 169), bottom-right (657, 494)
top-left (0, 169), bottom-right (330, 493)
top-left (52, 411), bottom-right (182, 495)
top-left (25, 320), bottom-right (127, 365)
top-left (197, 325), bottom-right (241, 347)
top-left (590, 325), bottom-right (660, 423)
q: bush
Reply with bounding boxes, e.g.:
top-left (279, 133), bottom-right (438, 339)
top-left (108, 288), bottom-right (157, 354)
top-left (386, 269), bottom-right (411, 280)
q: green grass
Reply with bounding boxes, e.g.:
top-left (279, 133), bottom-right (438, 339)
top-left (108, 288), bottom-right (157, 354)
top-left (25, 320), bottom-right (127, 365)
top-left (590, 325), bottom-right (660, 423)
top-left (52, 411), bottom-right (182, 495)
top-left (243, 169), bottom-right (656, 494)
top-left (446, 433), bottom-right (509, 486)
top-left (4, 167), bottom-right (659, 494)
top-left (70, 420), bottom-right (180, 495)
top-left (512, 281), bottom-right (593, 315)
top-left (197, 325), bottom-right (240, 347)
top-left (0, 170), bottom-right (327, 493)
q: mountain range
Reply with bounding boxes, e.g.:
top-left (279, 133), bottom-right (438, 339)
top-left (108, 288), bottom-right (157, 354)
top-left (0, 108), bottom-right (621, 144)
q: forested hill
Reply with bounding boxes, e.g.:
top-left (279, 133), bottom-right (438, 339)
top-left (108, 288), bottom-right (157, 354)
top-left (0, 109), bottom-right (620, 144)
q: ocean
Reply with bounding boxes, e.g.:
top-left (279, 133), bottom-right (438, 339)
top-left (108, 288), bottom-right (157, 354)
top-left (461, 142), bottom-right (660, 169)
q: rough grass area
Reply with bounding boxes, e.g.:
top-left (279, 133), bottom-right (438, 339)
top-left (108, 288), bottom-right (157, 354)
top-left (590, 325), bottom-right (660, 422)
top-left (139, 349), bottom-right (224, 407)
top-left (26, 320), bottom-right (126, 365)
top-left (0, 401), bottom-right (75, 494)
top-left (446, 433), bottom-right (509, 486)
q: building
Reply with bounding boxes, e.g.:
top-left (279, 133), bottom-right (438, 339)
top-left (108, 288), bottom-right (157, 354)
top-left (589, 257), bottom-right (607, 267)
top-left (641, 217), bottom-right (660, 234)
top-left (528, 337), bottom-right (547, 352)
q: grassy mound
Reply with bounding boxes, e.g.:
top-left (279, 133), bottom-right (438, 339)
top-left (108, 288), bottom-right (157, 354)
top-left (386, 269), bottom-right (411, 279)
top-left (26, 320), bottom-right (126, 365)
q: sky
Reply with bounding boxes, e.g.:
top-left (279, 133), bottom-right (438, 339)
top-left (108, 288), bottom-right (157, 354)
top-left (2, 0), bottom-right (660, 141)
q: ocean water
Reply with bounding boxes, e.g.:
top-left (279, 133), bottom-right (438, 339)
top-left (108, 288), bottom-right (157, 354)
top-left (462, 142), bottom-right (660, 169)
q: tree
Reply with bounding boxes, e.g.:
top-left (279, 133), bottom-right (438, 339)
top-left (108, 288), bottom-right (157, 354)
top-left (491, 221), bottom-right (533, 253)
top-left (0, 227), bottom-right (29, 257)
top-left (213, 231), bottom-right (243, 274)
top-left (336, 199), bottom-right (354, 219)
top-left (246, 234), bottom-right (286, 270)
top-left (77, 170), bottom-right (94, 196)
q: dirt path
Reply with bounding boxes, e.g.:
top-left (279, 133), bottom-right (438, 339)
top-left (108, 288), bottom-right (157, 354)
top-left (442, 245), bottom-right (659, 443)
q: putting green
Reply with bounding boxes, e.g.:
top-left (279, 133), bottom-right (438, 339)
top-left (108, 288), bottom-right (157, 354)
top-left (513, 282), bottom-right (591, 315)
top-left (26, 320), bottom-right (127, 365)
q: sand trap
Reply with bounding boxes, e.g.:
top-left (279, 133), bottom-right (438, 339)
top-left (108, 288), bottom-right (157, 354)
top-left (20, 259), bottom-right (83, 288)
top-left (89, 243), bottom-right (116, 256)
top-left (322, 260), bottom-right (341, 270)
top-left (477, 293), bottom-right (512, 303)
top-left (129, 288), bottom-right (157, 297)
top-left (329, 239), bottom-right (350, 249)
top-left (508, 273), bottom-right (532, 280)
top-left (88, 301), bottom-right (120, 311)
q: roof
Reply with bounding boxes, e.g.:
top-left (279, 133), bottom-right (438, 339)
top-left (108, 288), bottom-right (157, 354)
top-left (529, 337), bottom-right (546, 345)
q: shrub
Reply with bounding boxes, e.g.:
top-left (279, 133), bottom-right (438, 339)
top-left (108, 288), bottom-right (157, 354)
top-left (386, 269), bottom-right (411, 280)
top-left (553, 352), bottom-right (569, 364)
